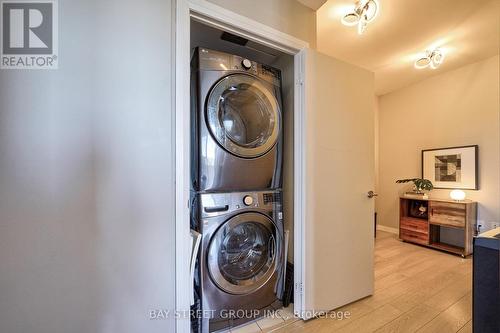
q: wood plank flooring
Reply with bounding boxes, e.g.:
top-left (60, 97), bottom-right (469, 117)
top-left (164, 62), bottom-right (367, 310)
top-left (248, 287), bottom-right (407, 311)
top-left (274, 230), bottom-right (472, 333)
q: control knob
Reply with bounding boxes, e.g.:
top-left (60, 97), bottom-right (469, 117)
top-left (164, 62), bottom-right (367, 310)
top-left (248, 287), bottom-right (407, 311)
top-left (243, 195), bottom-right (254, 206)
top-left (241, 59), bottom-right (252, 70)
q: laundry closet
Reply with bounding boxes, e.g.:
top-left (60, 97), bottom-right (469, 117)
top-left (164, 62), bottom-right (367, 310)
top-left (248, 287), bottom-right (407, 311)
top-left (189, 19), bottom-right (296, 332)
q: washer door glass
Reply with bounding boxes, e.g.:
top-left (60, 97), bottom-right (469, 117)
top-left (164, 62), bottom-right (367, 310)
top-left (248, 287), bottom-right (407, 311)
top-left (206, 74), bottom-right (280, 158)
top-left (208, 212), bottom-right (278, 295)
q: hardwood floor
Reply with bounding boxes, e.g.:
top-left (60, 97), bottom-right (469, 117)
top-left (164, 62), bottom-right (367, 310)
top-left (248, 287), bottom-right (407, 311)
top-left (274, 230), bottom-right (472, 333)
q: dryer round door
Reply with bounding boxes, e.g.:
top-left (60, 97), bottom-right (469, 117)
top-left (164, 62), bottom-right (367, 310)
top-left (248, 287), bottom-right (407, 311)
top-left (207, 212), bottom-right (278, 295)
top-left (206, 73), bottom-right (280, 158)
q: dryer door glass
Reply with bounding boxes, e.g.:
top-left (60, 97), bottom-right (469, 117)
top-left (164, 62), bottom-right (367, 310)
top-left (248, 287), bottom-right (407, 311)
top-left (206, 74), bottom-right (280, 158)
top-left (208, 212), bottom-right (278, 295)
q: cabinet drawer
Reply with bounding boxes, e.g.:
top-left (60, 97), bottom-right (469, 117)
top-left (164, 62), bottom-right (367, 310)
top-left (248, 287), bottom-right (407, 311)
top-left (400, 229), bottom-right (429, 245)
top-left (400, 218), bottom-right (428, 234)
top-left (429, 202), bottom-right (466, 228)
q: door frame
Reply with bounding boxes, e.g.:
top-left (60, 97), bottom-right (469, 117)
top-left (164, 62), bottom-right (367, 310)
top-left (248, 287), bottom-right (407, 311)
top-left (174, 1), bottom-right (308, 331)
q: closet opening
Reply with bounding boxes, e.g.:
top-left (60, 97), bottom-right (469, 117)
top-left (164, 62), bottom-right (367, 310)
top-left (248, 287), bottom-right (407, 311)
top-left (189, 18), bottom-right (296, 332)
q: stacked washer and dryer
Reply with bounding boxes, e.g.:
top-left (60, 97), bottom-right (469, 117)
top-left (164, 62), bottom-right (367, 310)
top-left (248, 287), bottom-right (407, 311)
top-left (191, 47), bottom-right (285, 332)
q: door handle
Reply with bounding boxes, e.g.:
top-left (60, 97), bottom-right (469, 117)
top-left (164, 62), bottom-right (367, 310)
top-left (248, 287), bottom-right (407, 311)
top-left (367, 191), bottom-right (378, 198)
top-left (204, 205), bottom-right (229, 213)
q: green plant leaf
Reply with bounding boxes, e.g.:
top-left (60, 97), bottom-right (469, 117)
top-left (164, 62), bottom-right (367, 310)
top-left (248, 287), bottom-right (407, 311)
top-left (396, 178), bottom-right (434, 191)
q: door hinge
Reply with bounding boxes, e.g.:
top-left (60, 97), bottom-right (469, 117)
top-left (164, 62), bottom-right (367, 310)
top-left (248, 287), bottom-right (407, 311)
top-left (296, 79), bottom-right (304, 86)
top-left (296, 282), bottom-right (303, 294)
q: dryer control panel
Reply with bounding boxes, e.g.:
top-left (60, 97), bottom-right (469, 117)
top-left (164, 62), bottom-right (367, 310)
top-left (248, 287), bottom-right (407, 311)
top-left (197, 48), bottom-right (281, 86)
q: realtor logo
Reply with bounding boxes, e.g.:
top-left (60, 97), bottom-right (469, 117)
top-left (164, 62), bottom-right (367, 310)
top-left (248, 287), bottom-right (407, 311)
top-left (1, 0), bottom-right (58, 69)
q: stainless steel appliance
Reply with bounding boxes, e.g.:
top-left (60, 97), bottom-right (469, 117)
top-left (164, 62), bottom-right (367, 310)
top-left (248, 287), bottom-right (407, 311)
top-left (192, 190), bottom-right (284, 332)
top-left (191, 47), bottom-right (283, 192)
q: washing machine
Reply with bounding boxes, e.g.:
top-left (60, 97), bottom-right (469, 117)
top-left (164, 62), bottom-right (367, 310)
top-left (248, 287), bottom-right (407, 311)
top-left (192, 190), bottom-right (284, 332)
top-left (191, 47), bottom-right (283, 193)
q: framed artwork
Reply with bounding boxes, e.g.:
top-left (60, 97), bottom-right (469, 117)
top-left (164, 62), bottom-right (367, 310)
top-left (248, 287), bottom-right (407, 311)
top-left (422, 145), bottom-right (478, 190)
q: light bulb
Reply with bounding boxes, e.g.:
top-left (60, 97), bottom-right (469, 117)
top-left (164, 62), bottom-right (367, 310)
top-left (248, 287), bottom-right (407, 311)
top-left (450, 190), bottom-right (466, 201)
top-left (431, 50), bottom-right (444, 68)
top-left (341, 13), bottom-right (359, 26)
top-left (415, 57), bottom-right (431, 69)
top-left (358, 17), bottom-right (368, 34)
top-left (364, 0), bottom-right (379, 22)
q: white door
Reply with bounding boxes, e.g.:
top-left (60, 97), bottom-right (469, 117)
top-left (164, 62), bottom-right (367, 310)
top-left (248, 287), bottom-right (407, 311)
top-left (299, 49), bottom-right (375, 317)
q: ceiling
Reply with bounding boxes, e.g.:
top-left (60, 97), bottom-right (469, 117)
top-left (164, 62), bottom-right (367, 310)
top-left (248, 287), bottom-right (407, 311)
top-left (297, 0), bottom-right (328, 10)
top-left (190, 20), bottom-right (287, 65)
top-left (316, 0), bottom-right (500, 95)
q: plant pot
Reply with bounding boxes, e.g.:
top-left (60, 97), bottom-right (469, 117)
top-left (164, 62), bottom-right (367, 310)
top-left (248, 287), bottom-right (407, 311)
top-left (404, 192), bottom-right (429, 199)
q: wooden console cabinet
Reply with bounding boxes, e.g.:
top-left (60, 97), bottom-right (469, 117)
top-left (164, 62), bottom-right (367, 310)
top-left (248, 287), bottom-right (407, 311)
top-left (399, 197), bottom-right (477, 257)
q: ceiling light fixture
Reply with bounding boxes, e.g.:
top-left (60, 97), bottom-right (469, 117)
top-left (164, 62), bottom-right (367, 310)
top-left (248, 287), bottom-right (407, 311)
top-left (341, 0), bottom-right (379, 35)
top-left (414, 49), bottom-right (444, 69)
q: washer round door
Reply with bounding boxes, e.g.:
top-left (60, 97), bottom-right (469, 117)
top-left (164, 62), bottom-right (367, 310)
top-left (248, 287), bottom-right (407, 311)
top-left (208, 212), bottom-right (278, 295)
top-left (206, 73), bottom-right (280, 158)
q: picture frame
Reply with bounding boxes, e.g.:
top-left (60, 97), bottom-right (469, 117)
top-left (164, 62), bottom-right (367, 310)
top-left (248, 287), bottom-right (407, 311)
top-left (422, 145), bottom-right (478, 190)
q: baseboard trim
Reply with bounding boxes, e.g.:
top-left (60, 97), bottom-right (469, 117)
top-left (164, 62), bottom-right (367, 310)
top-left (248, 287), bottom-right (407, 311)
top-left (377, 224), bottom-right (399, 235)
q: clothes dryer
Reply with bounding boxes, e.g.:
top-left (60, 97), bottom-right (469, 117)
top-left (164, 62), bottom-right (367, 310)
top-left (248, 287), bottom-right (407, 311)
top-left (191, 48), bottom-right (283, 192)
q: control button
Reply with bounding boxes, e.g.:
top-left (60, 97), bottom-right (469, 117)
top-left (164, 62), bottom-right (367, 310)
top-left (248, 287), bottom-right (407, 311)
top-left (241, 59), bottom-right (252, 70)
top-left (243, 195), bottom-right (254, 206)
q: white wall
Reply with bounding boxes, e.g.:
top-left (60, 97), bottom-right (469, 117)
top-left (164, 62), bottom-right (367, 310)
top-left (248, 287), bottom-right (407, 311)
top-left (378, 55), bottom-right (500, 231)
top-left (0, 1), bottom-right (176, 332)
top-left (207, 0), bottom-right (317, 48)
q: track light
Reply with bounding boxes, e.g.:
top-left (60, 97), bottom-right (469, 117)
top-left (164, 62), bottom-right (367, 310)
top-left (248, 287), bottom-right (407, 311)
top-left (341, 0), bottom-right (379, 35)
top-left (414, 49), bottom-right (444, 69)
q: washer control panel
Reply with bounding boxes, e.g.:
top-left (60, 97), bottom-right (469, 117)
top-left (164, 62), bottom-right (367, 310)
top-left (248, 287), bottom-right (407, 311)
top-left (199, 191), bottom-right (282, 217)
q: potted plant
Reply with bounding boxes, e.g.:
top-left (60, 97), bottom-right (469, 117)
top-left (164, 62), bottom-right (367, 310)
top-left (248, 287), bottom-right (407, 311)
top-left (396, 178), bottom-right (434, 198)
